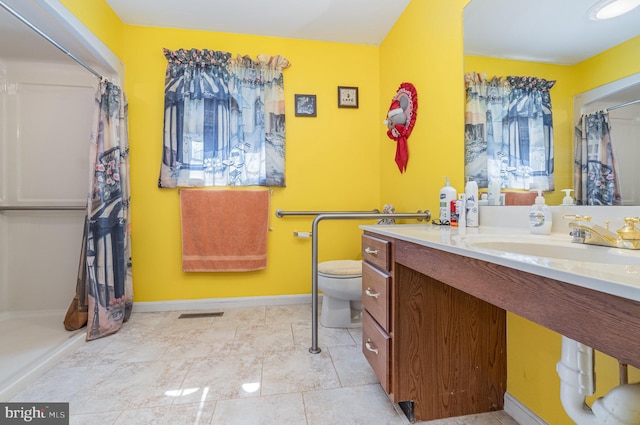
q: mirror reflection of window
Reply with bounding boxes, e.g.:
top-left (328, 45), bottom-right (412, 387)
top-left (464, 72), bottom-right (555, 192)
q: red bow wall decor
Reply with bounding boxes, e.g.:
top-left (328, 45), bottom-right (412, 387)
top-left (384, 82), bottom-right (418, 173)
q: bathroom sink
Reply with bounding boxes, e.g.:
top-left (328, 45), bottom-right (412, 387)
top-left (456, 235), bottom-right (640, 266)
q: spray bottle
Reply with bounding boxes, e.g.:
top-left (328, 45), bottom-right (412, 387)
top-left (465, 178), bottom-right (479, 227)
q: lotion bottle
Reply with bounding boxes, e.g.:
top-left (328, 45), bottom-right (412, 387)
top-left (528, 189), bottom-right (552, 234)
top-left (439, 176), bottom-right (456, 222)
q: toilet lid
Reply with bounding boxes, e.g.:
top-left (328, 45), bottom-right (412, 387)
top-left (318, 260), bottom-right (362, 276)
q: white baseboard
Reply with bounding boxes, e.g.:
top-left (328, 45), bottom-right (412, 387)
top-left (505, 392), bottom-right (548, 425)
top-left (133, 293), bottom-right (320, 313)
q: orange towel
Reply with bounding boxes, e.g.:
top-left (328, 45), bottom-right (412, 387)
top-left (180, 189), bottom-right (269, 272)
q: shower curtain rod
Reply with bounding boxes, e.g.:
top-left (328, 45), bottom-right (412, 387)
top-left (607, 98), bottom-right (640, 112)
top-left (0, 1), bottom-right (104, 81)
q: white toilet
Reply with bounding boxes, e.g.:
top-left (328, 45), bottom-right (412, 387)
top-left (318, 259), bottom-right (363, 328)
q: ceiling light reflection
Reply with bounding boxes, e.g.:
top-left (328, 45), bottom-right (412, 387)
top-left (241, 382), bottom-right (260, 393)
top-left (165, 388), bottom-right (200, 397)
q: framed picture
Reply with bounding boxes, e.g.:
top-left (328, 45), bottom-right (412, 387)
top-left (294, 94), bottom-right (317, 117)
top-left (338, 86), bottom-right (359, 108)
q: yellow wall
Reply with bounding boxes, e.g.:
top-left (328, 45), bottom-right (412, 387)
top-left (52, 1), bottom-right (640, 424)
top-left (379, 0), bottom-right (469, 213)
top-left (574, 35), bottom-right (640, 94)
top-left (58, 0), bottom-right (125, 59)
top-left (122, 27), bottom-right (381, 301)
top-left (463, 57), bottom-right (574, 206)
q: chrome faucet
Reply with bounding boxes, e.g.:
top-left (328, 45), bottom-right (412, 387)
top-left (564, 215), bottom-right (640, 250)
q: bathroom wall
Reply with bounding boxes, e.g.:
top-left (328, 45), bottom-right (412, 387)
top-left (574, 36), bottom-right (640, 95)
top-left (121, 26), bottom-right (382, 301)
top-left (59, 0), bottom-right (125, 61)
top-left (378, 0), bottom-right (469, 215)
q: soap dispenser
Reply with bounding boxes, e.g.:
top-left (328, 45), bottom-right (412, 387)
top-left (529, 189), bottom-right (552, 234)
top-left (439, 176), bottom-right (456, 222)
top-left (561, 189), bottom-right (574, 206)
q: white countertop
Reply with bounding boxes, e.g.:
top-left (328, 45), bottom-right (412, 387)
top-left (359, 222), bottom-right (640, 303)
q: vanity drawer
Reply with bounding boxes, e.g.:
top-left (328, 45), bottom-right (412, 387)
top-left (362, 310), bottom-right (390, 393)
top-left (362, 234), bottom-right (391, 271)
top-left (362, 262), bottom-right (391, 332)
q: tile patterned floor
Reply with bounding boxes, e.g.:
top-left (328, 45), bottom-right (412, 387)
top-left (10, 304), bottom-right (520, 425)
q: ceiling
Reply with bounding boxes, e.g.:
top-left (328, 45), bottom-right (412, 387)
top-left (464, 0), bottom-right (640, 65)
top-left (105, 0), bottom-right (412, 46)
top-left (0, 0), bottom-right (638, 66)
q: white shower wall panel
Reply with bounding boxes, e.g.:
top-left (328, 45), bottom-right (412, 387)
top-left (6, 211), bottom-right (85, 312)
top-left (0, 58), bottom-right (97, 313)
top-left (609, 104), bottom-right (640, 206)
top-left (0, 213), bottom-right (7, 314)
top-left (2, 59), bottom-right (96, 205)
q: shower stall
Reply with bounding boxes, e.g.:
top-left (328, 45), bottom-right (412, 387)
top-left (0, 0), bottom-right (123, 400)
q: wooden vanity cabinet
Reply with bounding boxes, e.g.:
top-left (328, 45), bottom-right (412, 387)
top-left (361, 234), bottom-right (392, 393)
top-left (361, 231), bottom-right (507, 422)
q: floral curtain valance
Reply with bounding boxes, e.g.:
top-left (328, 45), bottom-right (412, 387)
top-left (159, 48), bottom-right (290, 188)
top-left (465, 72), bottom-right (556, 191)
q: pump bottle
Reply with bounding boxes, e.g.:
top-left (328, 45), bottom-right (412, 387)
top-left (528, 189), bottom-right (552, 234)
top-left (561, 189), bottom-right (574, 206)
top-left (439, 176), bottom-right (456, 222)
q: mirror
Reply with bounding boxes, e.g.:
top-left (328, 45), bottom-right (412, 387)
top-left (464, 0), bottom-right (640, 205)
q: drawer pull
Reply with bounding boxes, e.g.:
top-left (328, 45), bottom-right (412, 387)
top-left (365, 339), bottom-right (379, 354)
top-left (364, 247), bottom-right (378, 255)
top-left (365, 287), bottom-right (380, 298)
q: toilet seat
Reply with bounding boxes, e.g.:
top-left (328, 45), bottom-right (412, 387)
top-left (317, 260), bottom-right (363, 328)
top-left (318, 260), bottom-right (362, 278)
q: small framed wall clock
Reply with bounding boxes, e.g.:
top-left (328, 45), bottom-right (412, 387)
top-left (337, 86), bottom-right (359, 108)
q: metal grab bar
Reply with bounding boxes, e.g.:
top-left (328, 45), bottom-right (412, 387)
top-left (309, 212), bottom-right (429, 353)
top-left (277, 209), bottom-right (431, 353)
top-left (0, 205), bottom-right (86, 211)
top-left (276, 209), bottom-right (379, 218)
